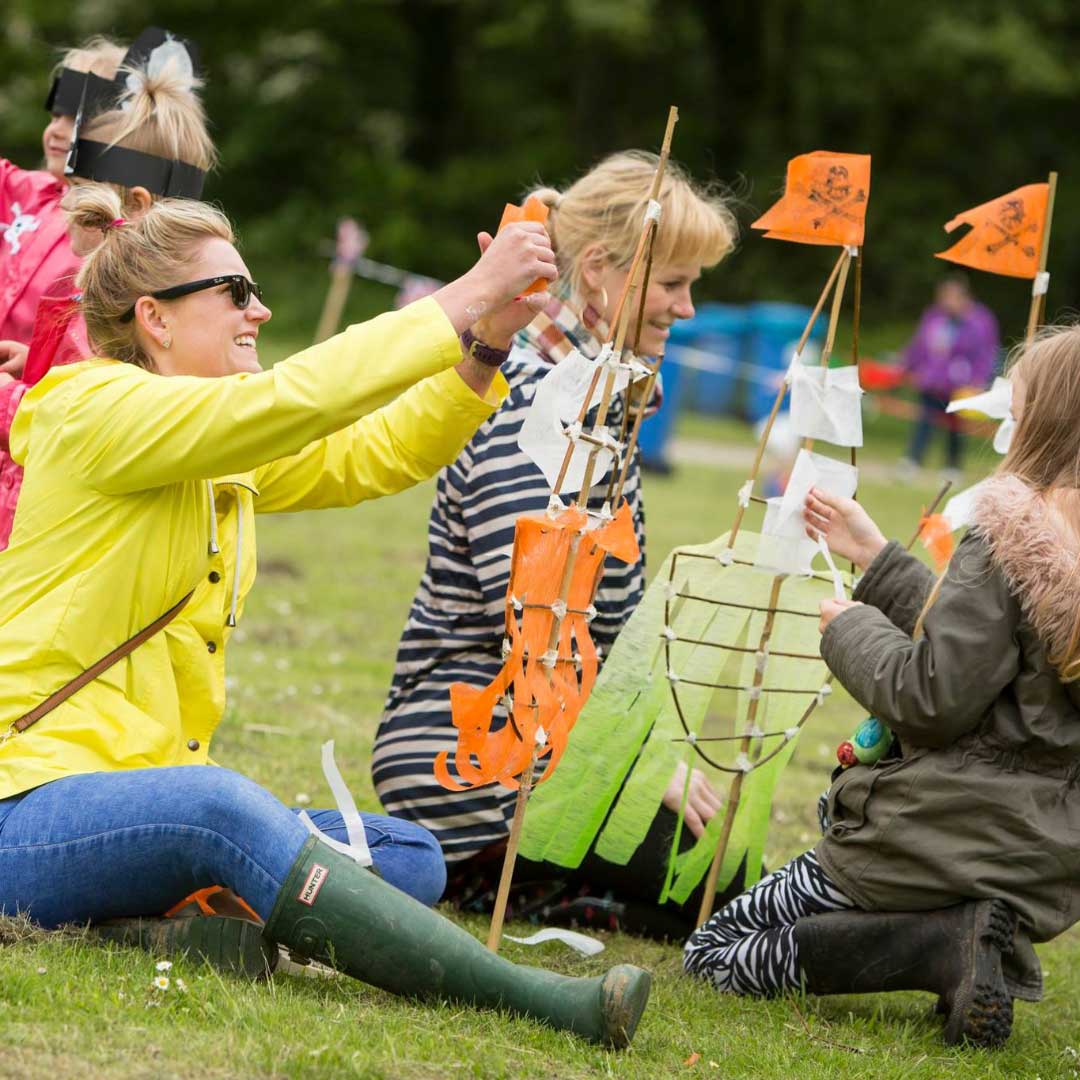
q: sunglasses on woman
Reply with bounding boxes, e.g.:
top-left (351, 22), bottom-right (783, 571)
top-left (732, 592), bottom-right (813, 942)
top-left (120, 275), bottom-right (263, 322)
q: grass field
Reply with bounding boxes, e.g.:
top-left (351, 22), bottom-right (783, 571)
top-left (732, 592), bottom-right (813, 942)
top-left (2, 366), bottom-right (1078, 1080)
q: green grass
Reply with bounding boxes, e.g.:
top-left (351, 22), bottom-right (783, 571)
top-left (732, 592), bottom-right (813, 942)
top-left (3, 392), bottom-right (1078, 1079)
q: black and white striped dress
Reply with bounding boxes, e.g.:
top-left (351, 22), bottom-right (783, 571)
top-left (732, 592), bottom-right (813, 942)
top-left (372, 344), bottom-right (646, 862)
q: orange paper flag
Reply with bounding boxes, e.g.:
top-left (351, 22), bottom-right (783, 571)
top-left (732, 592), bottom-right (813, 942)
top-left (435, 501), bottom-right (641, 792)
top-left (752, 152), bottom-right (871, 247)
top-left (936, 183), bottom-right (1048, 279)
top-left (919, 512), bottom-right (955, 571)
top-left (498, 194), bottom-right (551, 296)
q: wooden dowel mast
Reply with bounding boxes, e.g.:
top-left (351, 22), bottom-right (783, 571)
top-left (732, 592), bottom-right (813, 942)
top-left (696, 575), bottom-right (784, 927)
top-left (486, 108), bottom-right (679, 952)
top-left (552, 107), bottom-right (679, 497)
top-left (728, 247), bottom-right (849, 546)
top-left (1025, 171), bottom-right (1058, 344)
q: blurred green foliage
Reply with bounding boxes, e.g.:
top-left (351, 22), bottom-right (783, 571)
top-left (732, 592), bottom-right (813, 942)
top-left (3, 0), bottom-right (1080, 342)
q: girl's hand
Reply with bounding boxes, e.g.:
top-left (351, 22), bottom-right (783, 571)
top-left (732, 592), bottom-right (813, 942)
top-left (804, 486), bottom-right (887, 571)
top-left (819, 597), bottom-right (863, 633)
top-left (0, 341), bottom-right (29, 378)
top-left (662, 760), bottom-right (723, 839)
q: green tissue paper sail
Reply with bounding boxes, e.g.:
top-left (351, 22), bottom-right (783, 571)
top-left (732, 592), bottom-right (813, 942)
top-left (519, 528), bottom-right (838, 903)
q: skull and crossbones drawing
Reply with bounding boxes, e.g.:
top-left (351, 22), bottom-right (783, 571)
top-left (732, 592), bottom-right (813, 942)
top-left (985, 198), bottom-right (1038, 257)
top-left (807, 166), bottom-right (867, 232)
top-left (1, 203), bottom-right (40, 255)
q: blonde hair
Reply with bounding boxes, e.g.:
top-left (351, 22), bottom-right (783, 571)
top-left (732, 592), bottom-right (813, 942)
top-left (528, 151), bottom-right (737, 300)
top-left (74, 48), bottom-right (216, 213)
top-left (913, 325), bottom-right (1080, 675)
top-left (68, 185), bottom-right (233, 369)
top-left (55, 36), bottom-right (126, 80)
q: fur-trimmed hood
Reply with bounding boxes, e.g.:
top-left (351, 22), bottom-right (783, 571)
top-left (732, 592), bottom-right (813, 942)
top-left (972, 473), bottom-right (1080, 675)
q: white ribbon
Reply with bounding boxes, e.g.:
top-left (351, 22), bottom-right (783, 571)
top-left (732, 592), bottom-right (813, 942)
top-left (643, 198), bottom-right (663, 224)
top-left (737, 480), bottom-right (753, 508)
top-left (816, 534), bottom-right (846, 601)
top-left (1033, 271), bottom-right (1050, 296)
top-left (297, 740), bottom-right (372, 867)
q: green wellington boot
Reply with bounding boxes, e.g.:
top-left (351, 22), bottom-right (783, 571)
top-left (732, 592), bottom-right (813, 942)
top-left (92, 914), bottom-right (278, 980)
top-left (264, 836), bottom-right (651, 1047)
top-left (794, 898), bottom-right (1017, 1048)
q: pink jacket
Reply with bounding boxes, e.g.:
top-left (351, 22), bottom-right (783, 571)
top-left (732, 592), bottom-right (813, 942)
top-left (0, 294), bottom-right (89, 549)
top-left (0, 158), bottom-right (80, 344)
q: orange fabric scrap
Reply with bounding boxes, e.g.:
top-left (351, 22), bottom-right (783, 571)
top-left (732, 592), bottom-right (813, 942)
top-left (498, 195), bottom-right (551, 296)
top-left (936, 183), bottom-right (1049, 279)
top-left (752, 151), bottom-right (871, 248)
top-left (919, 512), bottom-right (954, 571)
top-left (435, 501), bottom-right (640, 792)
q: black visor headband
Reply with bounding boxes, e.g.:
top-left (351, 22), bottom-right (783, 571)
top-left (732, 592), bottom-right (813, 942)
top-left (44, 68), bottom-right (116, 118)
top-left (68, 139), bottom-right (206, 200)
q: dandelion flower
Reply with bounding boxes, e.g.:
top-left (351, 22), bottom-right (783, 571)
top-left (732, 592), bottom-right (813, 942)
top-left (152, 975), bottom-right (170, 991)
top-left (155, 960), bottom-right (173, 973)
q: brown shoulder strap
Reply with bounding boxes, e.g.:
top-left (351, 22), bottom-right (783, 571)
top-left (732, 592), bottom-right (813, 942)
top-left (12, 589), bottom-right (194, 735)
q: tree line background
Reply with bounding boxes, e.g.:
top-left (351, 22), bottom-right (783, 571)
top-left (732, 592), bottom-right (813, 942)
top-left (3, 0), bottom-right (1079, 346)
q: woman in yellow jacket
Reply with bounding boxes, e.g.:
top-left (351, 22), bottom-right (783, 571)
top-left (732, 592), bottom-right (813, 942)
top-left (0, 187), bottom-right (651, 1047)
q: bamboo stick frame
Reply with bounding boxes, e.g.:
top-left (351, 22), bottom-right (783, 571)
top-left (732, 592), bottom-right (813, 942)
top-left (1025, 171), bottom-right (1058, 344)
top-left (485, 107), bottom-right (680, 952)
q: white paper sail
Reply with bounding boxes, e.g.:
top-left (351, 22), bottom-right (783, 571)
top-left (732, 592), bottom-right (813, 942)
top-left (777, 449), bottom-right (859, 529)
top-left (946, 376), bottom-right (1012, 420)
top-left (755, 450), bottom-right (859, 581)
top-left (518, 347), bottom-right (634, 495)
top-left (946, 377), bottom-right (1015, 455)
top-left (942, 478), bottom-right (991, 532)
top-left (789, 361), bottom-right (864, 447)
top-left (755, 496), bottom-right (818, 575)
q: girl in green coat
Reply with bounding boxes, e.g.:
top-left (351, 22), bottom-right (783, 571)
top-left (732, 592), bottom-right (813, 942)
top-left (684, 326), bottom-right (1080, 1048)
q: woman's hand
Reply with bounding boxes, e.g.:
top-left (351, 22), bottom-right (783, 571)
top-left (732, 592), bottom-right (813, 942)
top-left (0, 341), bottom-right (29, 378)
top-left (804, 486), bottom-right (887, 571)
top-left (819, 597), bottom-right (863, 633)
top-left (433, 222), bottom-right (557, 335)
top-left (468, 231), bottom-right (550, 348)
top-left (662, 760), bottom-right (723, 839)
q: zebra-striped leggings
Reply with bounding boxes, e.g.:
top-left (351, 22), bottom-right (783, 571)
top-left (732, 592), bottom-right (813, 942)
top-left (683, 850), bottom-right (856, 995)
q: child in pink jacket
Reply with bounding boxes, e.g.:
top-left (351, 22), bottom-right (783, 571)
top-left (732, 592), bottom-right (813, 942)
top-left (0, 28), bottom-right (213, 548)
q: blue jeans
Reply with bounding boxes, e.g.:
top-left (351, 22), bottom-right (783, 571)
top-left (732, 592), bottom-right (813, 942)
top-left (0, 766), bottom-right (446, 928)
top-left (907, 391), bottom-right (962, 469)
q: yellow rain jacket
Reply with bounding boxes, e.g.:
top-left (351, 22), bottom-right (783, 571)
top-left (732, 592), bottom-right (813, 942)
top-left (0, 297), bottom-right (506, 800)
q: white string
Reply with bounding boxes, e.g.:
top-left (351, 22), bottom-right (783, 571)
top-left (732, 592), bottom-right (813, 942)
top-left (1033, 271), bottom-right (1050, 297)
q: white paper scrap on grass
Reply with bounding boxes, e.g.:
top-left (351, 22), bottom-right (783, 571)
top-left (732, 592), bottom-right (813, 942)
top-left (503, 928), bottom-right (605, 956)
top-left (518, 347), bottom-right (631, 495)
top-left (942, 478), bottom-right (991, 532)
top-left (946, 376), bottom-right (1012, 420)
top-left (789, 361), bottom-right (864, 447)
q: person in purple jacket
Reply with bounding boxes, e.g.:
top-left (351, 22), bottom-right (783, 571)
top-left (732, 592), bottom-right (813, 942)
top-left (899, 273), bottom-right (1000, 480)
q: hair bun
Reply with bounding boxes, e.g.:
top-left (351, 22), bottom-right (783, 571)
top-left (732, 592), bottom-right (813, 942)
top-left (64, 183), bottom-right (126, 239)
